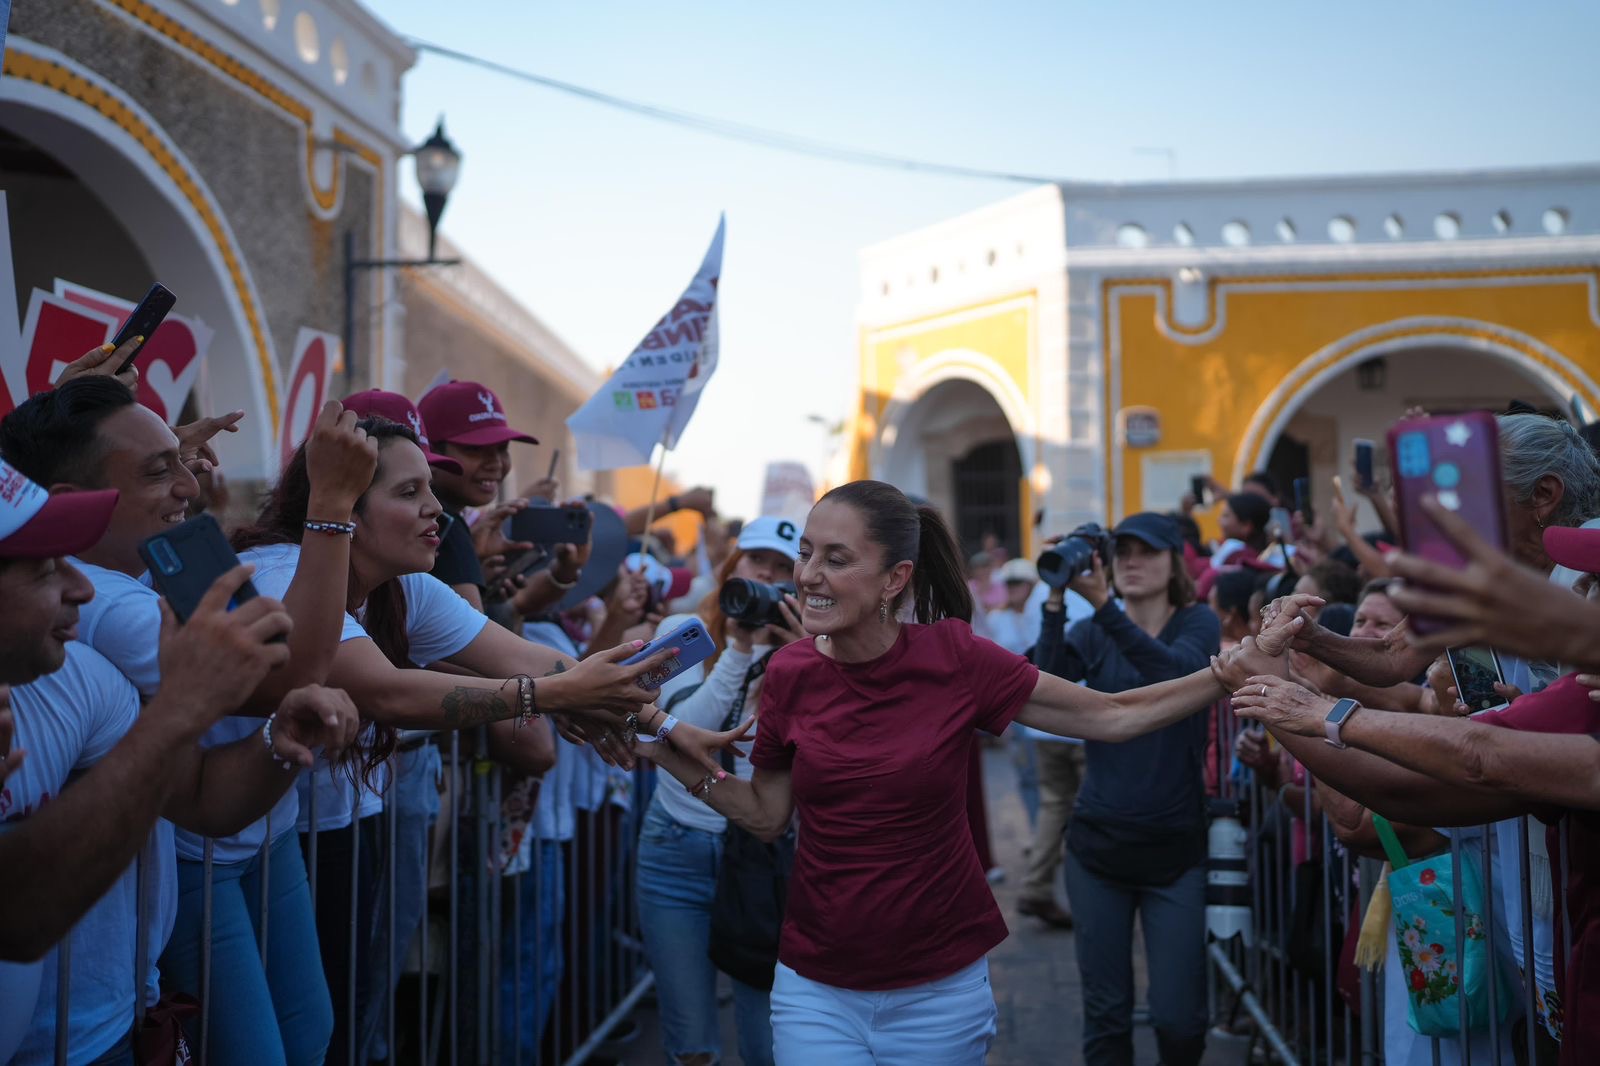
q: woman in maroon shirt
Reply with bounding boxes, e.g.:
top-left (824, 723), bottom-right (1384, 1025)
top-left (635, 480), bottom-right (1296, 1065)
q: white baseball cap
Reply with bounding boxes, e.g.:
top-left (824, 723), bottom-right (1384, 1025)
top-left (0, 460), bottom-right (119, 560)
top-left (737, 516), bottom-right (801, 561)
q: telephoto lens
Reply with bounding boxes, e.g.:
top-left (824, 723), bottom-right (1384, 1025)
top-left (1036, 523), bottom-right (1113, 589)
top-left (719, 578), bottom-right (798, 628)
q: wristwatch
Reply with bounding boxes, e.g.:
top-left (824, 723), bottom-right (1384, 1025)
top-left (1323, 698), bottom-right (1361, 749)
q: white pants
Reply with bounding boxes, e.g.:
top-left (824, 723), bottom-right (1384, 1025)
top-left (770, 957), bottom-right (997, 1065)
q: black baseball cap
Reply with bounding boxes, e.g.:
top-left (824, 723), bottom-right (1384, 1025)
top-left (1112, 512), bottom-right (1184, 552)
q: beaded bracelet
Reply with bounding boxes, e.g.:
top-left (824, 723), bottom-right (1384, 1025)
top-left (259, 714), bottom-right (295, 771)
top-left (634, 714), bottom-right (680, 744)
top-left (511, 675), bottom-right (539, 729)
top-left (304, 519), bottom-right (356, 538)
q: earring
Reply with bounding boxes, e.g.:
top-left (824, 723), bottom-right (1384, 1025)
top-left (880, 598), bottom-right (890, 623)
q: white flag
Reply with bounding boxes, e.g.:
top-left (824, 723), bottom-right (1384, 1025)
top-left (567, 217), bottom-right (724, 470)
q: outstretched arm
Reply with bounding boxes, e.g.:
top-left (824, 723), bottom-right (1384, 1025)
top-left (1233, 674), bottom-right (1600, 814)
top-left (1014, 613), bottom-right (1301, 742)
top-left (1265, 593), bottom-right (1434, 687)
top-left (633, 706), bottom-right (793, 842)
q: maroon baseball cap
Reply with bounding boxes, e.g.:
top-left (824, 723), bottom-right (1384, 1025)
top-left (1545, 525), bottom-right (1600, 575)
top-left (417, 381), bottom-right (539, 448)
top-left (0, 460), bottom-right (119, 560)
top-left (341, 390), bottom-right (463, 475)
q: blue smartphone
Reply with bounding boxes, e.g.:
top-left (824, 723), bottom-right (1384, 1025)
top-left (623, 618), bottom-right (717, 691)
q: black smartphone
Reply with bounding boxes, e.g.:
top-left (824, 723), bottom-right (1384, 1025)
top-left (1189, 474), bottom-right (1210, 507)
top-left (1268, 506), bottom-right (1294, 543)
top-left (1353, 439), bottom-right (1375, 490)
top-left (508, 504), bottom-right (592, 547)
top-left (1293, 477), bottom-right (1312, 524)
top-left (111, 284), bottom-right (177, 374)
top-left (1447, 646), bottom-right (1509, 713)
top-left (139, 514), bottom-right (261, 623)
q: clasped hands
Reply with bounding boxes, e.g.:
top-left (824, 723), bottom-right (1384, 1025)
top-left (1208, 593), bottom-right (1338, 737)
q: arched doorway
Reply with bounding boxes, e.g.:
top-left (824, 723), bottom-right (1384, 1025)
top-left (1257, 344), bottom-right (1566, 525)
top-left (879, 377), bottom-right (1026, 557)
top-left (0, 70), bottom-right (277, 475)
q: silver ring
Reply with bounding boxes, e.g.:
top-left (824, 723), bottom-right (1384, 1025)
top-left (1260, 685), bottom-right (1267, 697)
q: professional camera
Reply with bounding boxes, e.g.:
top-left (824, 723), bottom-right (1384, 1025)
top-left (1037, 523), bottom-right (1114, 589)
top-left (719, 578), bottom-right (797, 629)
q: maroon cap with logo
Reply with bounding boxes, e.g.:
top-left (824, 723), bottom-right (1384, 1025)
top-left (341, 390), bottom-right (463, 474)
top-left (0, 460), bottom-right (119, 560)
top-left (417, 381), bottom-right (539, 448)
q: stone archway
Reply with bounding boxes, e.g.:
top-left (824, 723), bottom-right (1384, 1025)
top-left (1, 48), bottom-right (278, 475)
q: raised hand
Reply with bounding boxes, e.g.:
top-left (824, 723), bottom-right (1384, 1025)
top-left (268, 685), bottom-right (361, 768)
top-left (1384, 496), bottom-right (1584, 659)
top-left (305, 402), bottom-right (378, 513)
top-left (154, 567), bottom-right (293, 739)
top-left (1230, 675), bottom-right (1337, 739)
top-left (55, 338), bottom-right (141, 392)
top-left (674, 487), bottom-right (716, 516)
top-left (1257, 597), bottom-right (1318, 655)
top-left (174, 410), bottom-right (246, 477)
top-left (471, 499), bottom-right (533, 563)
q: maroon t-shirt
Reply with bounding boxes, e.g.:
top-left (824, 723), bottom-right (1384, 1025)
top-left (751, 618), bottom-right (1040, 990)
top-left (1478, 674), bottom-right (1600, 1064)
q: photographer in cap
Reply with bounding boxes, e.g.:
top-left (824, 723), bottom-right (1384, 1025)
top-left (1035, 512), bottom-right (1221, 1066)
top-left (635, 515), bottom-right (803, 1066)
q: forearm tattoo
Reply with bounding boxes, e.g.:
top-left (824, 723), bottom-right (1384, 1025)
top-left (440, 686), bottom-right (511, 728)
top-left (544, 661), bottom-right (569, 677)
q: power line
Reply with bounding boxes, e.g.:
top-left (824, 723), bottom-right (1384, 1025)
top-left (405, 38), bottom-right (1068, 186)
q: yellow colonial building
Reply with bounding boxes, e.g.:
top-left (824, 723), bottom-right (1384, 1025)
top-left (849, 169), bottom-right (1600, 556)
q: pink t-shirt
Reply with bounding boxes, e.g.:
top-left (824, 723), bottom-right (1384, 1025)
top-left (751, 618), bottom-right (1040, 990)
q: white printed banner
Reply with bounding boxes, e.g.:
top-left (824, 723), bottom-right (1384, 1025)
top-left (759, 461), bottom-right (816, 524)
top-left (277, 328), bottom-right (342, 468)
top-left (566, 216), bottom-right (724, 470)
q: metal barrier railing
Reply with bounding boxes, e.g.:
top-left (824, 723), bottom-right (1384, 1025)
top-left (1203, 698), bottom-right (1563, 1066)
top-left (44, 720), bottom-right (649, 1066)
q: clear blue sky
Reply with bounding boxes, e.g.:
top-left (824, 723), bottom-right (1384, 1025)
top-left (371, 0), bottom-right (1600, 517)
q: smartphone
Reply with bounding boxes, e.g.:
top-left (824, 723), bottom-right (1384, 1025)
top-left (1353, 439), bottom-right (1375, 490)
top-left (508, 504), bottom-right (592, 547)
top-left (1189, 474), bottom-right (1211, 507)
top-left (1386, 412), bottom-right (1507, 634)
top-left (1292, 477), bottom-right (1312, 524)
top-left (1268, 506), bottom-right (1294, 542)
top-left (1447, 646), bottom-right (1510, 713)
top-left (111, 284), bottom-right (177, 374)
top-left (139, 514), bottom-right (261, 622)
top-left (622, 617), bottom-right (718, 691)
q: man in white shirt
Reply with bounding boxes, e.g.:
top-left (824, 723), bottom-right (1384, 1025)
top-left (0, 459), bottom-right (355, 1062)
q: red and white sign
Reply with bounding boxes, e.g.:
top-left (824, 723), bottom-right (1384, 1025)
top-left (277, 328), bottom-right (341, 469)
top-left (0, 282), bottom-right (215, 423)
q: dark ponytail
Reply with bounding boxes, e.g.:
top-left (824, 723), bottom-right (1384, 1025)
top-left (817, 480), bottom-right (974, 625)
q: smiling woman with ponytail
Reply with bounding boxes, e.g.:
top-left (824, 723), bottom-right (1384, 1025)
top-left (629, 480), bottom-right (1304, 1065)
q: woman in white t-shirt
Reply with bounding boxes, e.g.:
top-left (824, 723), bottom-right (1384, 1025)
top-left (636, 516), bottom-right (803, 1066)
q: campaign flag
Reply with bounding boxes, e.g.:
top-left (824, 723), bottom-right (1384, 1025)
top-left (567, 216), bottom-right (724, 470)
top-left (278, 328), bottom-right (341, 468)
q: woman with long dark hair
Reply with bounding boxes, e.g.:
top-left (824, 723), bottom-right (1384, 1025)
top-left (631, 481), bottom-right (1301, 1065)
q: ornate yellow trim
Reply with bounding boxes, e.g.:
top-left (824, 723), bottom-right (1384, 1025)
top-left (1128, 265), bottom-right (1600, 340)
top-left (3, 49), bottom-right (280, 424)
top-left (102, 0), bottom-right (384, 211)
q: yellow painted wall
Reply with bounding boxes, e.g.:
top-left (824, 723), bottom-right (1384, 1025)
top-left (1105, 269), bottom-right (1600, 522)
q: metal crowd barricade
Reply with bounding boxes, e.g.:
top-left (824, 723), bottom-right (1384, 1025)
top-left (1200, 698), bottom-right (1558, 1066)
top-left (75, 726), bottom-right (654, 1066)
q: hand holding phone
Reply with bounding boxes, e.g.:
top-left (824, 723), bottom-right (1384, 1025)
top-left (1447, 646), bottom-right (1510, 713)
top-left (507, 503), bottom-right (592, 548)
top-left (111, 284), bottom-right (177, 375)
top-left (1386, 413), bottom-right (1508, 634)
top-left (1189, 475), bottom-right (1211, 508)
top-left (1268, 506), bottom-right (1294, 543)
top-left (1352, 439), bottom-right (1376, 491)
top-left (140, 514), bottom-right (262, 622)
top-left (622, 618), bottom-right (717, 690)
top-left (1292, 477), bottom-right (1313, 525)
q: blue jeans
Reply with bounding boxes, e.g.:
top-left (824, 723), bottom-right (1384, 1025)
top-left (636, 799), bottom-right (774, 1066)
top-left (162, 832), bottom-right (333, 1065)
top-left (769, 958), bottom-right (995, 1065)
top-left (1062, 851), bottom-right (1208, 1066)
top-left (500, 838), bottom-right (564, 1059)
top-left (365, 743), bottom-right (440, 1061)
